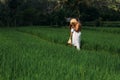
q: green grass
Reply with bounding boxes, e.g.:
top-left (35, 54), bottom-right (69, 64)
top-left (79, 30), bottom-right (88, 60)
top-left (15, 27), bottom-right (120, 54)
top-left (0, 26), bottom-right (120, 80)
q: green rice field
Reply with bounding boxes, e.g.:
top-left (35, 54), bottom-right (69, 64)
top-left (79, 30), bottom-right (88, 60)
top-left (0, 26), bottom-right (120, 80)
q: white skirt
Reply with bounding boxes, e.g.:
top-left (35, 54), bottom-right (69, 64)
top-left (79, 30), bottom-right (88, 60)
top-left (72, 31), bottom-right (81, 50)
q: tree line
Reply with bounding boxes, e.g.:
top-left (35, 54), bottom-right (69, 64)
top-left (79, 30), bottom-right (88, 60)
top-left (0, 0), bottom-right (120, 27)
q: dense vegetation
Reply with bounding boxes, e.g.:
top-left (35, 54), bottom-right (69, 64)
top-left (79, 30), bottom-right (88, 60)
top-left (0, 0), bottom-right (120, 27)
top-left (0, 26), bottom-right (120, 80)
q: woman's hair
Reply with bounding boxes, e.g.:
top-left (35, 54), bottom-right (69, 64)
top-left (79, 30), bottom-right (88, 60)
top-left (69, 22), bottom-right (76, 29)
top-left (69, 18), bottom-right (81, 29)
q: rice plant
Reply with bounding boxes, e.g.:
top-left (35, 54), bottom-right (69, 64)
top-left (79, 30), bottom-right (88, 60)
top-left (0, 27), bottom-right (120, 80)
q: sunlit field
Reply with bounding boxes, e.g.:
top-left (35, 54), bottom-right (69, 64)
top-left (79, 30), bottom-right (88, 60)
top-left (0, 26), bottom-right (120, 80)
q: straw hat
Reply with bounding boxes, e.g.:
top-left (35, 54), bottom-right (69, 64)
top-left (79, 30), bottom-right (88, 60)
top-left (70, 18), bottom-right (77, 24)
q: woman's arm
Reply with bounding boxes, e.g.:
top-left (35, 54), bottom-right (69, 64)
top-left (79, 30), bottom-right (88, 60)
top-left (70, 28), bottom-right (74, 38)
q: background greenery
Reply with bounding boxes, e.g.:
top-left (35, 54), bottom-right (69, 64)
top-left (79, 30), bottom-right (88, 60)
top-left (0, 0), bottom-right (120, 27)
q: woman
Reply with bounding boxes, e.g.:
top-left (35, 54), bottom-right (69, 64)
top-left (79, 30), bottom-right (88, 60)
top-left (68, 18), bottom-right (82, 50)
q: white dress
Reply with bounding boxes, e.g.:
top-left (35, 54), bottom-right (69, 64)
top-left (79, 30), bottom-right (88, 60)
top-left (71, 28), bottom-right (81, 50)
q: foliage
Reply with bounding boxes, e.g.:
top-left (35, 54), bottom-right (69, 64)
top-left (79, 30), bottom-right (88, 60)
top-left (0, 0), bottom-right (120, 27)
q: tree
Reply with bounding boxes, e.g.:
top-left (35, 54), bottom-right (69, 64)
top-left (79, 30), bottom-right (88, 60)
top-left (0, 0), bottom-right (120, 27)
